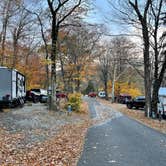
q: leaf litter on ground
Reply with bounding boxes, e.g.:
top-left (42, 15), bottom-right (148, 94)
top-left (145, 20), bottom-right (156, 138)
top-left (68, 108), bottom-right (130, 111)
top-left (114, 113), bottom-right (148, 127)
top-left (0, 101), bottom-right (91, 166)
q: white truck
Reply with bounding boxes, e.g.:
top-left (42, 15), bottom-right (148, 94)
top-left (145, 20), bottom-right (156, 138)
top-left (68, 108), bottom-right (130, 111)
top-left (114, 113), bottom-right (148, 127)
top-left (158, 87), bottom-right (166, 118)
top-left (0, 66), bottom-right (26, 108)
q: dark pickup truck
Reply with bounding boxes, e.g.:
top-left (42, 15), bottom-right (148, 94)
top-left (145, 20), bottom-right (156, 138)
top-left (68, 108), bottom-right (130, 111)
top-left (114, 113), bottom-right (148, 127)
top-left (126, 96), bottom-right (145, 109)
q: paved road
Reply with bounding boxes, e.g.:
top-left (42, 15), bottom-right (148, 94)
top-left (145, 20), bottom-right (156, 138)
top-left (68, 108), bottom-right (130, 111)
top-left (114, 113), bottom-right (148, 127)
top-left (78, 97), bottom-right (166, 166)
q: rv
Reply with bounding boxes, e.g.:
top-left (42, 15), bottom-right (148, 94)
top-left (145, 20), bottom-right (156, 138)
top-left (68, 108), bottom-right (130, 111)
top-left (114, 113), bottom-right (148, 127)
top-left (158, 87), bottom-right (166, 117)
top-left (0, 66), bottom-right (26, 108)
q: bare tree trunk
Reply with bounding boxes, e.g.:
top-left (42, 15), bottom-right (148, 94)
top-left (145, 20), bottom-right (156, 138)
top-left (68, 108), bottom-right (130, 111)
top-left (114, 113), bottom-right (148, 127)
top-left (129, 0), bottom-right (152, 117)
top-left (12, 32), bottom-right (18, 68)
top-left (76, 66), bottom-right (81, 92)
top-left (111, 64), bottom-right (116, 103)
top-left (0, 1), bottom-right (12, 66)
top-left (50, 17), bottom-right (59, 110)
top-left (76, 79), bottom-right (80, 92)
top-left (1, 17), bottom-right (8, 66)
top-left (150, 0), bottom-right (164, 115)
top-left (143, 25), bottom-right (151, 117)
top-left (151, 30), bottom-right (159, 115)
top-left (151, 55), bottom-right (166, 114)
top-left (104, 80), bottom-right (108, 100)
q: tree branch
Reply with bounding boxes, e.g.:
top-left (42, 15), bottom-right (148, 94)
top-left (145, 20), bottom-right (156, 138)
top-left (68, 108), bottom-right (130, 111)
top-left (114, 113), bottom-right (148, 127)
top-left (128, 0), bottom-right (143, 22)
top-left (144, 0), bottom-right (152, 18)
top-left (47, 0), bottom-right (54, 14)
top-left (58, 0), bottom-right (82, 26)
top-left (158, 53), bottom-right (166, 83)
top-left (24, 8), bottom-right (49, 59)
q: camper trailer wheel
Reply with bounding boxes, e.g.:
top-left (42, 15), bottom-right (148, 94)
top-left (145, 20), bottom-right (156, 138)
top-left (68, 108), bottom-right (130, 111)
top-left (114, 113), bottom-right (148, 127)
top-left (8, 102), bottom-right (15, 108)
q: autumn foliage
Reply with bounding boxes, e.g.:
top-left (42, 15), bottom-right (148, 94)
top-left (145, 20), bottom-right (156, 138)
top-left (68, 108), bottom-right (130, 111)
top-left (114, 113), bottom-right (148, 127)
top-left (108, 81), bottom-right (142, 97)
top-left (1, 48), bottom-right (47, 90)
top-left (16, 55), bottom-right (46, 90)
top-left (66, 93), bottom-right (82, 112)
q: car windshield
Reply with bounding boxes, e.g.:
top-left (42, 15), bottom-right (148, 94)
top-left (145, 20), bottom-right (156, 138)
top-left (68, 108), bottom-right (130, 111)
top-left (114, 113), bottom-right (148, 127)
top-left (135, 96), bottom-right (145, 100)
top-left (31, 89), bottom-right (40, 92)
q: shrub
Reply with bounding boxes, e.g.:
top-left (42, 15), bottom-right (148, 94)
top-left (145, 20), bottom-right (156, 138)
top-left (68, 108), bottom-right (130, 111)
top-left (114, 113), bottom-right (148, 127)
top-left (66, 93), bottom-right (82, 112)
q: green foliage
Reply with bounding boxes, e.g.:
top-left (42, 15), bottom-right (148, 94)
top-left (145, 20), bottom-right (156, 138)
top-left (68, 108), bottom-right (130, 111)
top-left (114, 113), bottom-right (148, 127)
top-left (66, 93), bottom-right (82, 112)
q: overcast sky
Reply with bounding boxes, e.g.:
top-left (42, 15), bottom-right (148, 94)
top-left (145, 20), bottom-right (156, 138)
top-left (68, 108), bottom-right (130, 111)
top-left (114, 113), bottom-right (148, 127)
top-left (85, 0), bottom-right (131, 35)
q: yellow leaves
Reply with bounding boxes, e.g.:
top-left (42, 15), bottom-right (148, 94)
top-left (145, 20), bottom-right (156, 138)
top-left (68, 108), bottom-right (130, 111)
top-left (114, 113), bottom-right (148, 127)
top-left (109, 81), bottom-right (142, 97)
top-left (40, 58), bottom-right (52, 65)
top-left (121, 86), bottom-right (142, 97)
top-left (67, 93), bottom-right (82, 111)
top-left (64, 63), bottom-right (87, 82)
top-left (60, 45), bottom-right (67, 54)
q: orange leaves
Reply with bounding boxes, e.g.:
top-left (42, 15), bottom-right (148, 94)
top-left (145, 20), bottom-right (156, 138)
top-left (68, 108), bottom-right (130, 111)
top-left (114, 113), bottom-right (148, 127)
top-left (0, 102), bottom-right (90, 166)
top-left (60, 45), bottom-right (67, 54)
top-left (16, 55), bottom-right (46, 90)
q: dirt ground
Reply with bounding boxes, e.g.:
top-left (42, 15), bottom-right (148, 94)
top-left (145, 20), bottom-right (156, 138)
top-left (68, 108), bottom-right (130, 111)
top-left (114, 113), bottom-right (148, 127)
top-left (99, 99), bottom-right (166, 134)
top-left (0, 101), bottom-right (90, 166)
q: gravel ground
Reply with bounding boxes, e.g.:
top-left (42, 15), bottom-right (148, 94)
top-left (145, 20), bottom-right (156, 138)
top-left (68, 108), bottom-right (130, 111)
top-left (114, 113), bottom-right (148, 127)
top-left (0, 102), bottom-right (85, 148)
top-left (84, 97), bottom-right (122, 126)
top-left (0, 101), bottom-right (90, 165)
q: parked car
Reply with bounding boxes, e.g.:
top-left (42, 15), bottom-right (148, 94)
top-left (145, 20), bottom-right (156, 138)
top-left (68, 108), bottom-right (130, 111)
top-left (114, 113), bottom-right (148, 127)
top-left (56, 92), bottom-right (67, 99)
top-left (26, 89), bottom-right (47, 103)
top-left (117, 94), bottom-right (132, 104)
top-left (98, 91), bottom-right (106, 98)
top-left (26, 90), bottom-right (40, 103)
top-left (40, 95), bottom-right (48, 103)
top-left (88, 92), bottom-right (97, 97)
top-left (126, 96), bottom-right (145, 109)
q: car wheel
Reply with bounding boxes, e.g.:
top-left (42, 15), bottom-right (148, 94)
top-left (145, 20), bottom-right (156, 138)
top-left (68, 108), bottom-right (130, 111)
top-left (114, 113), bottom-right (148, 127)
top-left (33, 96), bottom-right (38, 103)
top-left (127, 104), bottom-right (132, 109)
top-left (8, 101), bottom-right (15, 108)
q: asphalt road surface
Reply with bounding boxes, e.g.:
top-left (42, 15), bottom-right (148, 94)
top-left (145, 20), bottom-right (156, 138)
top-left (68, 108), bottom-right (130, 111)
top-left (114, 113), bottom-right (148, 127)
top-left (78, 97), bottom-right (166, 166)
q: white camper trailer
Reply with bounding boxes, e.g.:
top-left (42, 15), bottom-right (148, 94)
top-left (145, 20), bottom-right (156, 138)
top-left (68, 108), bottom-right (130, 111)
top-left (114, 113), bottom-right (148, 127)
top-left (158, 87), bottom-right (166, 117)
top-left (0, 66), bottom-right (26, 108)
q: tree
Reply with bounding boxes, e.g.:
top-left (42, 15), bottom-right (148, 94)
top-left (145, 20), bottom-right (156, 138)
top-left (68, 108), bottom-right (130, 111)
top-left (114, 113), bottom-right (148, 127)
top-left (109, 37), bottom-right (133, 102)
top-left (98, 46), bottom-right (111, 100)
top-left (23, 5), bottom-right (51, 97)
top-left (84, 80), bottom-right (95, 94)
top-left (47, 0), bottom-right (83, 110)
top-left (149, 0), bottom-right (166, 115)
top-left (0, 0), bottom-right (19, 65)
top-left (108, 0), bottom-right (166, 117)
top-left (98, 37), bottom-right (141, 102)
top-left (10, 5), bottom-right (33, 68)
top-left (128, 0), bottom-right (166, 117)
top-left (57, 23), bottom-right (101, 93)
